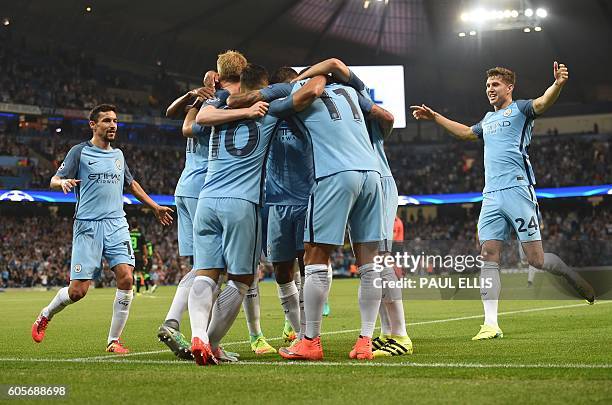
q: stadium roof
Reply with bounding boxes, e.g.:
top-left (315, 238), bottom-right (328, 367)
top-left (4, 0), bottom-right (611, 118)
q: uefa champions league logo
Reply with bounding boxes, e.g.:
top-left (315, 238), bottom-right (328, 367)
top-left (0, 190), bottom-right (35, 202)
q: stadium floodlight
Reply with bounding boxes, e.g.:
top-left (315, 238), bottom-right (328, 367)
top-left (469, 30), bottom-right (477, 36)
top-left (523, 27), bottom-right (531, 32)
top-left (458, 32), bottom-right (466, 37)
top-left (510, 10), bottom-right (519, 18)
top-left (460, 12), bottom-right (469, 21)
top-left (536, 8), bottom-right (547, 18)
top-left (534, 26), bottom-right (542, 31)
top-left (524, 8), bottom-right (534, 17)
top-left (363, 0), bottom-right (370, 9)
top-left (2, 18), bottom-right (9, 26)
top-left (85, 6), bottom-right (92, 12)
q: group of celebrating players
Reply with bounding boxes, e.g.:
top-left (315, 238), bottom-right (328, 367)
top-left (32, 49), bottom-right (595, 365)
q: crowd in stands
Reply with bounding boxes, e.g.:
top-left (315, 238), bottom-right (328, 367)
top-left (2, 203), bottom-right (610, 288)
top-left (0, 40), bottom-right (181, 117)
top-left (1, 127), bottom-right (610, 196)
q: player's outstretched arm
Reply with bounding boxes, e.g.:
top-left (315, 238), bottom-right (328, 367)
top-left (196, 102), bottom-right (269, 126)
top-left (533, 61), bottom-right (569, 115)
top-left (410, 104), bottom-right (478, 141)
top-left (128, 180), bottom-right (174, 226)
top-left (50, 175), bottom-right (80, 194)
top-left (227, 90), bottom-right (266, 109)
top-left (293, 58), bottom-right (351, 83)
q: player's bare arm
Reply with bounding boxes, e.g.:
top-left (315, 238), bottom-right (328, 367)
top-left (226, 90), bottom-right (267, 109)
top-left (411, 104), bottom-right (478, 141)
top-left (291, 75), bottom-right (327, 111)
top-left (50, 175), bottom-right (81, 194)
top-left (368, 104), bottom-right (394, 138)
top-left (196, 102), bottom-right (269, 126)
top-left (128, 180), bottom-right (174, 226)
top-left (166, 87), bottom-right (214, 118)
top-left (181, 106), bottom-right (200, 138)
top-left (292, 58), bottom-right (351, 83)
top-left (532, 61), bottom-right (569, 115)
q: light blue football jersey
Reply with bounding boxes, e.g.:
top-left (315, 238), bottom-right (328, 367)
top-left (174, 124), bottom-right (210, 198)
top-left (261, 80), bottom-right (379, 180)
top-left (56, 141), bottom-right (133, 220)
top-left (200, 98), bottom-right (295, 205)
top-left (175, 89), bottom-right (230, 198)
top-left (264, 117), bottom-right (314, 206)
top-left (471, 100), bottom-right (537, 193)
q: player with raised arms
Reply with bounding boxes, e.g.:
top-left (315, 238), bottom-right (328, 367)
top-left (411, 62), bottom-right (595, 340)
top-left (31, 104), bottom-right (174, 353)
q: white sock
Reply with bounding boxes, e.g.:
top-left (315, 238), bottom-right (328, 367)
top-left (188, 275), bottom-right (216, 343)
top-left (480, 261), bottom-right (501, 328)
top-left (528, 265), bottom-right (536, 283)
top-left (41, 286), bottom-right (73, 319)
top-left (304, 264), bottom-right (331, 338)
top-left (294, 268), bottom-right (302, 291)
top-left (108, 289), bottom-right (133, 343)
top-left (298, 275), bottom-right (306, 340)
top-left (164, 269), bottom-right (196, 327)
top-left (358, 263), bottom-right (382, 338)
top-left (381, 267), bottom-right (407, 336)
top-left (208, 280), bottom-right (248, 350)
top-left (242, 278), bottom-right (262, 337)
top-left (277, 281), bottom-right (300, 335)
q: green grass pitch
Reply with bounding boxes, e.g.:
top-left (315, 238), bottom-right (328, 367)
top-left (1, 276), bottom-right (611, 404)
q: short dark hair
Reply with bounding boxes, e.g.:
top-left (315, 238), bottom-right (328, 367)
top-left (240, 64), bottom-right (269, 90)
top-left (486, 67), bottom-right (516, 86)
top-left (89, 104), bottom-right (117, 122)
top-left (271, 67), bottom-right (298, 84)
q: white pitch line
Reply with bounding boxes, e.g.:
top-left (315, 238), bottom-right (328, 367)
top-left (0, 357), bottom-right (610, 369)
top-left (80, 300), bottom-right (611, 360)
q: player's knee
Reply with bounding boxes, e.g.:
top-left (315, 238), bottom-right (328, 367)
top-left (68, 286), bottom-right (87, 301)
top-left (480, 245), bottom-right (500, 262)
top-left (527, 254), bottom-right (544, 269)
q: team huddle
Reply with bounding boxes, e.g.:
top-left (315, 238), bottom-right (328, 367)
top-left (31, 50), bottom-right (595, 364)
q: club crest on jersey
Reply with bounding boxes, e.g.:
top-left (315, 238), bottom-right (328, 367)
top-left (74, 264), bottom-right (82, 273)
top-left (115, 159), bottom-right (122, 172)
top-left (503, 108), bottom-right (512, 117)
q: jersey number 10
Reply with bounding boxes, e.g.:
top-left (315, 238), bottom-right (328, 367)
top-left (210, 121), bottom-right (260, 160)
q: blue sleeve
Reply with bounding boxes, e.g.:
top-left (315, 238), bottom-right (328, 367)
top-left (471, 121), bottom-right (483, 139)
top-left (516, 99), bottom-right (537, 118)
top-left (357, 92), bottom-right (374, 115)
top-left (124, 160), bottom-right (134, 186)
top-left (268, 97), bottom-right (296, 119)
top-left (260, 83), bottom-right (294, 102)
top-left (55, 144), bottom-right (82, 179)
top-left (346, 69), bottom-right (366, 92)
top-left (191, 122), bottom-right (207, 135)
top-left (203, 89), bottom-right (230, 109)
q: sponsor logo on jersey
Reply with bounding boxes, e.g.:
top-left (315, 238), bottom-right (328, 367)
top-left (88, 173), bottom-right (121, 184)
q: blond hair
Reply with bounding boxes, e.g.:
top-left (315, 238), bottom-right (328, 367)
top-left (486, 66), bottom-right (516, 86)
top-left (217, 50), bottom-right (247, 82)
